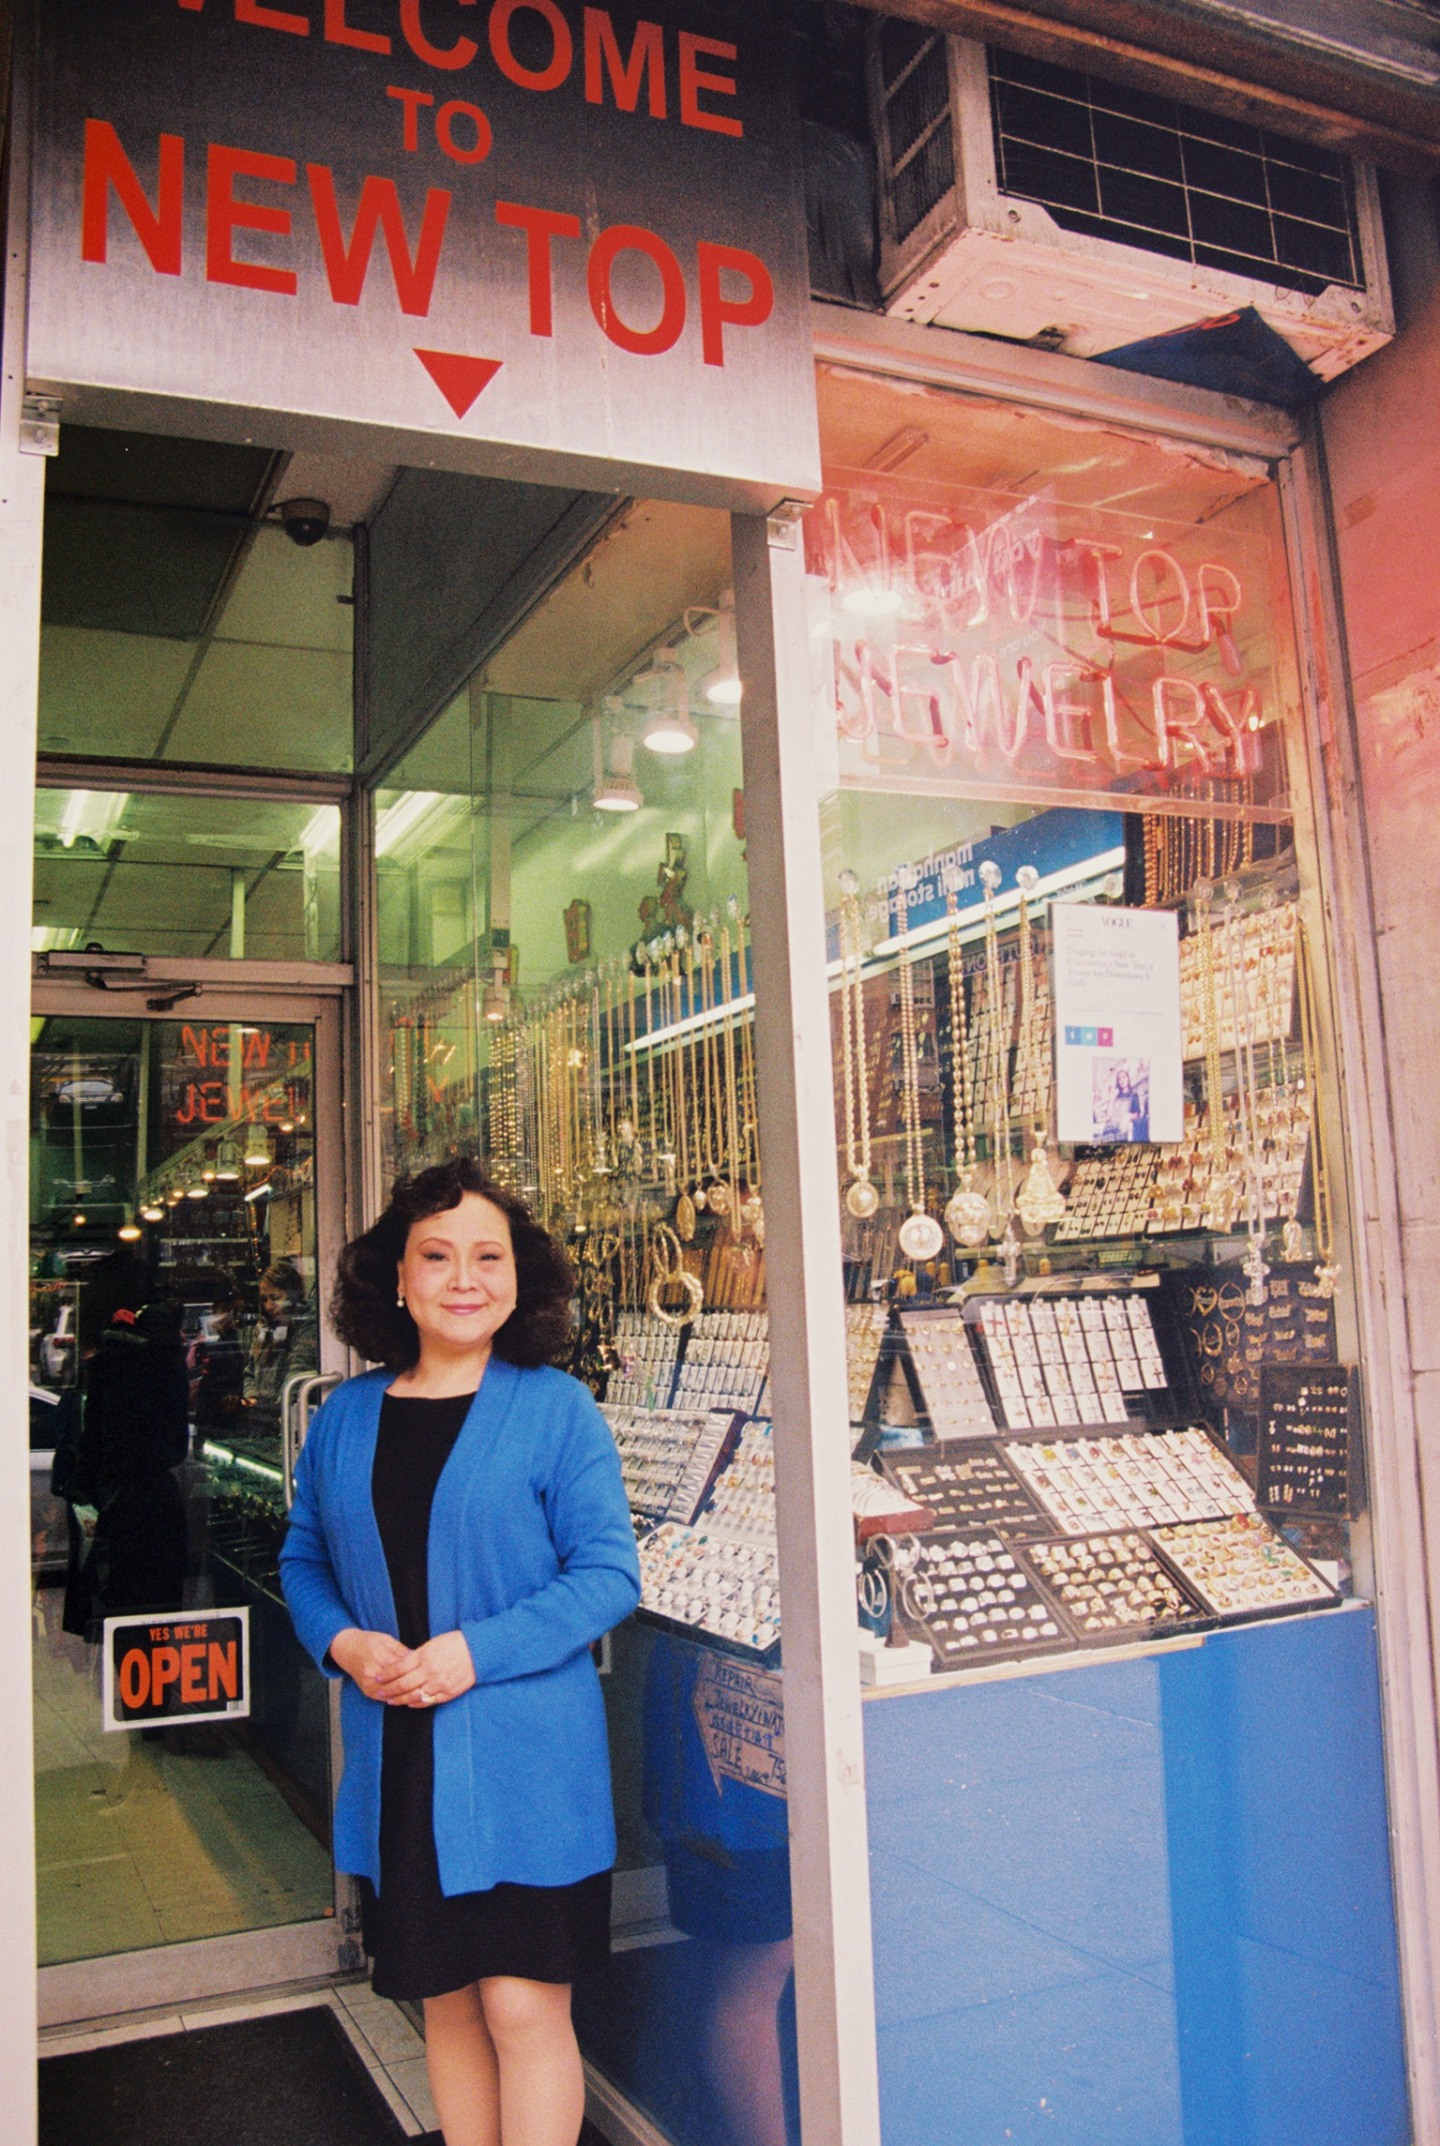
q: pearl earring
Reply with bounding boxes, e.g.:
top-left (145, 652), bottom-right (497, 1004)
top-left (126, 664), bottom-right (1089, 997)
top-left (396, 1287), bottom-right (406, 1308)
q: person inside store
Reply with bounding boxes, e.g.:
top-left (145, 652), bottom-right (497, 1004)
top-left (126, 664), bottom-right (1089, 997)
top-left (61, 1251), bottom-right (190, 1644)
top-left (280, 1156), bottom-right (640, 2146)
top-left (189, 1273), bottom-right (247, 1453)
top-left (246, 1258), bottom-right (318, 1435)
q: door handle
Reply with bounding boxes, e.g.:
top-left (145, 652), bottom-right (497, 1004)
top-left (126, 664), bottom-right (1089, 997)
top-left (285, 1373), bottom-right (340, 1509)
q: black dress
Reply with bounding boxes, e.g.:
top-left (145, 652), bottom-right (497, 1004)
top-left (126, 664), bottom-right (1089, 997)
top-left (358, 1390), bottom-right (612, 2001)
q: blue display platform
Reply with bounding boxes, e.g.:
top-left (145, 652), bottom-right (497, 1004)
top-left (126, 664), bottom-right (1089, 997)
top-left (865, 1602), bottom-right (1409, 2146)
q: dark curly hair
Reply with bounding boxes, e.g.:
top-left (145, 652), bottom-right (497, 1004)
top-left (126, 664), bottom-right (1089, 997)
top-left (331, 1156), bottom-right (575, 1371)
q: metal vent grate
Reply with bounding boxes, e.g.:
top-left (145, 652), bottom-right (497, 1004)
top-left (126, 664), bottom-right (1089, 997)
top-left (989, 48), bottom-right (1364, 296)
top-left (878, 24), bottom-right (956, 243)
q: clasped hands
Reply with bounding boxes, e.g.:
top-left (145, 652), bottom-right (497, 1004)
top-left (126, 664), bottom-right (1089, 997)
top-left (330, 1626), bottom-right (476, 1708)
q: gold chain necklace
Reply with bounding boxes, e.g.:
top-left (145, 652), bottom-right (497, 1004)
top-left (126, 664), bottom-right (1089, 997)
top-left (1193, 882), bottom-right (1232, 1229)
top-left (1294, 912), bottom-right (1340, 1297)
top-left (838, 871), bottom-right (880, 1219)
top-left (894, 868), bottom-right (944, 1263)
top-left (942, 870), bottom-right (989, 1246)
top-left (980, 859), bottom-right (1015, 1234)
top-left (1014, 864), bottom-right (1067, 1236)
top-left (1223, 887), bottom-right (1269, 1303)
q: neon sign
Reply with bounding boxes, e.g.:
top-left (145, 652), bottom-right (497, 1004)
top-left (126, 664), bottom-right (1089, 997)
top-left (808, 486), bottom-right (1280, 794)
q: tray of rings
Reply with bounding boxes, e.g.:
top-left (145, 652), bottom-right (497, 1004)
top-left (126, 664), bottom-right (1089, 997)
top-left (1020, 1529), bottom-right (1209, 1643)
top-left (1000, 1425), bottom-right (1256, 1539)
top-left (879, 1439), bottom-right (1045, 1536)
top-left (907, 1528), bottom-right (1074, 1670)
top-left (602, 1404), bottom-right (745, 1529)
top-left (1147, 1512), bottom-right (1340, 1622)
top-left (634, 1421), bottom-right (782, 1659)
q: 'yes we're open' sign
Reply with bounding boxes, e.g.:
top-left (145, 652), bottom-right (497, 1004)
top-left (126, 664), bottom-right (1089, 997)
top-left (26, 0), bottom-right (819, 506)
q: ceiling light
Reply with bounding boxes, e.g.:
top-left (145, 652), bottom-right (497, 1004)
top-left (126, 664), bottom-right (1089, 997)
top-left (702, 599), bottom-right (742, 706)
top-left (841, 584), bottom-right (905, 619)
top-left (638, 658), bottom-right (697, 756)
top-left (375, 790), bottom-right (445, 858)
top-left (593, 720), bottom-right (642, 813)
top-left (117, 1220), bottom-right (142, 1243)
top-left (215, 1141), bottom-right (241, 1182)
top-left (186, 1179), bottom-right (210, 1200)
top-left (140, 1202), bottom-right (165, 1223)
top-left (244, 1126), bottom-right (271, 1169)
top-left (57, 789), bottom-right (130, 852)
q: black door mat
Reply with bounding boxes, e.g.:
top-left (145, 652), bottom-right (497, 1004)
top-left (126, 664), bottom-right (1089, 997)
top-left (41, 2003), bottom-right (416, 2146)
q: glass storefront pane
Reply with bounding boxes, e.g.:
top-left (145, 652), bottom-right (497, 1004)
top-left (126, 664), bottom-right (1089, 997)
top-left (30, 1012), bottom-right (333, 1965)
top-left (803, 370), bottom-right (1403, 2142)
top-left (373, 489), bottom-right (797, 2146)
top-left (33, 791), bottom-right (342, 963)
top-left (39, 425), bottom-right (355, 774)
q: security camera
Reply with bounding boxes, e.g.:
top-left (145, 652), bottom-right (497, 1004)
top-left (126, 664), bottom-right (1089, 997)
top-left (276, 497), bottom-right (331, 547)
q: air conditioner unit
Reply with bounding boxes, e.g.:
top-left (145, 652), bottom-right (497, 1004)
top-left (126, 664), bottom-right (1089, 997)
top-left (868, 25), bottom-right (1393, 382)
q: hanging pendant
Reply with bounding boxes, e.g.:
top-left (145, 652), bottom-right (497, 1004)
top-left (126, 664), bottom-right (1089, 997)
top-left (692, 1185), bottom-right (708, 1211)
top-left (1280, 1218), bottom-right (1304, 1262)
top-left (707, 1181), bottom-right (732, 1217)
top-left (1243, 1239), bottom-right (1270, 1306)
top-left (945, 1185), bottom-right (991, 1248)
top-left (898, 1209), bottom-right (945, 1263)
top-left (999, 1218), bottom-right (1024, 1288)
top-left (1314, 1259), bottom-right (1342, 1300)
top-left (846, 1174), bottom-right (881, 1219)
top-left (740, 1193), bottom-right (764, 1230)
top-left (1016, 1144), bottom-right (1067, 1237)
top-left (675, 1193), bottom-right (697, 1242)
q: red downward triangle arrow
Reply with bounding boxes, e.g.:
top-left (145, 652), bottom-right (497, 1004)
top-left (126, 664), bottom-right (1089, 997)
top-left (414, 349), bottom-right (503, 418)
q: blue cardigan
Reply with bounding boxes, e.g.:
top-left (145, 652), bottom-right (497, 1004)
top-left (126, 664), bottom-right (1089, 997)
top-left (279, 1359), bottom-right (641, 1896)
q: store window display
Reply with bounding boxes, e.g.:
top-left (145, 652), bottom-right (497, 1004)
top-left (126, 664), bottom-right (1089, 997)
top-left (802, 372), bottom-right (1361, 1662)
top-left (372, 496), bottom-right (799, 2146)
top-left (803, 370), bottom-right (1403, 2146)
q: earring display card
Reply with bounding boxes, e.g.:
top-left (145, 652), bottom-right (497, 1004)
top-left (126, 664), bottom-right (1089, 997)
top-left (1149, 1511), bottom-right (1339, 1618)
top-left (1022, 1530), bottom-right (1208, 1640)
top-left (1163, 1264), bottom-right (1336, 1431)
top-left (603, 1404), bottom-right (745, 1528)
top-left (1256, 1363), bottom-right (1360, 1519)
top-left (672, 1309), bottom-right (770, 1415)
top-left (897, 1310), bottom-right (998, 1438)
top-left (1003, 1426), bottom-right (1254, 1536)
top-left (880, 1440), bottom-right (1046, 1535)
top-left (911, 1528), bottom-right (1073, 1668)
top-left (846, 1302), bottom-right (891, 1423)
top-left (607, 1312), bottom-right (683, 1410)
top-left (971, 1292), bottom-right (1171, 1433)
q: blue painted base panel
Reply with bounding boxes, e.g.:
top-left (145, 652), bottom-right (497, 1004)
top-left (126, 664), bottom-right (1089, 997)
top-left (866, 1604), bottom-right (1409, 2146)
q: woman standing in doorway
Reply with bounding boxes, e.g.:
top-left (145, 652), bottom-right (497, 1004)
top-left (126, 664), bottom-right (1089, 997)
top-left (280, 1157), bottom-right (640, 2146)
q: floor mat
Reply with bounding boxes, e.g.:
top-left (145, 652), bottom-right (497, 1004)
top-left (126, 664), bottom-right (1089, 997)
top-left (41, 2005), bottom-right (412, 2146)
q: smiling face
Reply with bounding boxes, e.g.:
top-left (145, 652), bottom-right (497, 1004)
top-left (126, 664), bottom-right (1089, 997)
top-left (397, 1192), bottom-right (519, 1373)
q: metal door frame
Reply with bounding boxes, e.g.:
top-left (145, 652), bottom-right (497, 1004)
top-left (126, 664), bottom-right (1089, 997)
top-left (31, 970), bottom-right (355, 2027)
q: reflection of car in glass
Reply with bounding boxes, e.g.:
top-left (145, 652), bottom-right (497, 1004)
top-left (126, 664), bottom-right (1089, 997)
top-left (55, 1077), bottom-right (120, 1108)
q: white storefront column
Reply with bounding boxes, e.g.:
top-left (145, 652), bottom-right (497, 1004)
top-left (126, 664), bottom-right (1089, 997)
top-left (1, 47), bottom-right (47, 2146)
top-left (732, 508), bottom-right (883, 2146)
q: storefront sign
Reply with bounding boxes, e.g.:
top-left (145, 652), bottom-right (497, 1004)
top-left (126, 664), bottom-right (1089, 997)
top-left (1051, 903), bottom-right (1183, 1145)
top-left (692, 1652), bottom-right (785, 1797)
top-left (27, 0), bottom-right (818, 508)
top-left (809, 482), bottom-right (1286, 804)
top-left (102, 1609), bottom-right (250, 1731)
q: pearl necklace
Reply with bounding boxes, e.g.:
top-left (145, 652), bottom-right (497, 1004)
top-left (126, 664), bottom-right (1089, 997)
top-left (895, 866), bottom-right (944, 1263)
top-left (838, 871), bottom-right (880, 1220)
top-left (943, 869), bottom-right (990, 1247)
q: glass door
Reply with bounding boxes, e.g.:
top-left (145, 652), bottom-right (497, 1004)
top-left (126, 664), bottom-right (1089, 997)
top-left (30, 984), bottom-right (349, 2022)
